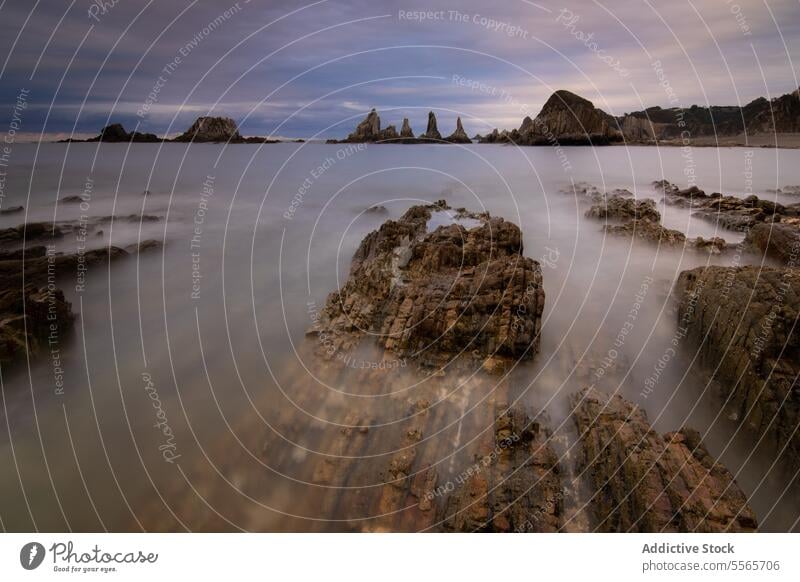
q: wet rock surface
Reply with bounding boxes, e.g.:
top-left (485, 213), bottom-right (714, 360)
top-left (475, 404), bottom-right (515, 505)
top-left (0, 283), bottom-right (74, 365)
top-left (586, 197), bottom-right (661, 222)
top-left (743, 222), bottom-right (800, 265)
top-left (571, 387), bottom-right (757, 532)
top-left (310, 201), bottom-right (545, 369)
top-left (0, 218), bottom-right (164, 366)
top-left (675, 266), bottom-right (800, 475)
top-left (437, 407), bottom-right (562, 532)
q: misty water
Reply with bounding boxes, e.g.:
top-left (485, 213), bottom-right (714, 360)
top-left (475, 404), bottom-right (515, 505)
top-left (1, 142), bottom-right (798, 532)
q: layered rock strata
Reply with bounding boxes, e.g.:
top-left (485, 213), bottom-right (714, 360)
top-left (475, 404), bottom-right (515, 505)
top-left (571, 387), bottom-right (758, 532)
top-left (309, 201), bottom-right (545, 369)
top-left (675, 266), bottom-right (800, 473)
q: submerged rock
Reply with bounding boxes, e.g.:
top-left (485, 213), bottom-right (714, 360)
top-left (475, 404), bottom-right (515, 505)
top-left (675, 266), bottom-right (800, 474)
top-left (0, 222), bottom-right (63, 243)
top-left (311, 201), bottom-right (544, 368)
top-left (0, 284), bottom-right (74, 365)
top-left (571, 387), bottom-right (757, 532)
top-left (743, 222), bottom-right (800, 265)
top-left (603, 219), bottom-right (686, 245)
top-left (0, 205), bottom-right (24, 215)
top-left (586, 197), bottom-right (661, 222)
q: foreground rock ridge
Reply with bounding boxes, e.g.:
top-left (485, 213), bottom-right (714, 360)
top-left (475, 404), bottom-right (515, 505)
top-left (125, 201), bottom-right (756, 532)
top-left (675, 265), bottom-right (800, 474)
top-left (0, 218), bottom-right (163, 366)
top-left (571, 387), bottom-right (757, 532)
top-left (309, 201), bottom-right (543, 369)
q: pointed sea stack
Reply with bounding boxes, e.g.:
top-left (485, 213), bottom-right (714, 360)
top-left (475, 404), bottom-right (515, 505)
top-left (421, 111), bottom-right (442, 140)
top-left (445, 117), bottom-right (471, 144)
top-left (400, 118), bottom-right (414, 138)
top-left (346, 108), bottom-right (381, 141)
top-left (341, 109), bottom-right (401, 142)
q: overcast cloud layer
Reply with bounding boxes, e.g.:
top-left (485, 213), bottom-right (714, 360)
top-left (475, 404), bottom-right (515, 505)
top-left (1, 0), bottom-right (799, 139)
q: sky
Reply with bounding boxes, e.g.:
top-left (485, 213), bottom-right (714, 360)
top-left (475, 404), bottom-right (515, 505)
top-left (1, 0), bottom-right (799, 139)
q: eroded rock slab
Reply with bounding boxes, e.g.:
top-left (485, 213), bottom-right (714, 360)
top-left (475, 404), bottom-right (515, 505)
top-left (675, 266), bottom-right (800, 473)
top-left (571, 387), bottom-right (757, 532)
top-left (310, 201), bottom-right (545, 369)
top-left (437, 407), bottom-right (562, 532)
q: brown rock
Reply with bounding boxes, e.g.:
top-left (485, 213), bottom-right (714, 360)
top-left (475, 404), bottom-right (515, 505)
top-left (445, 117), bottom-right (471, 144)
top-left (311, 201), bottom-right (544, 367)
top-left (571, 387), bottom-right (757, 532)
top-left (438, 407), bottom-right (562, 532)
top-left (675, 266), bottom-right (800, 474)
top-left (422, 111), bottom-right (442, 141)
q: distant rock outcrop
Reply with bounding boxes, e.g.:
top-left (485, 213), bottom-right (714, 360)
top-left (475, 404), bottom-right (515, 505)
top-left (72, 123), bottom-right (160, 143)
top-left (400, 118), bottom-right (414, 138)
top-left (421, 111), bottom-right (442, 141)
top-left (445, 117), bottom-right (472, 144)
top-left (173, 116), bottom-right (242, 143)
top-left (340, 109), bottom-right (403, 143)
top-left (335, 110), bottom-right (472, 144)
top-left (480, 86), bottom-right (800, 146)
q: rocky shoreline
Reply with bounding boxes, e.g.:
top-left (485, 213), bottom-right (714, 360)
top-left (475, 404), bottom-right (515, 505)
top-left (129, 196), bottom-right (783, 532)
top-left (0, 210), bottom-right (163, 366)
top-left (59, 85), bottom-right (800, 147)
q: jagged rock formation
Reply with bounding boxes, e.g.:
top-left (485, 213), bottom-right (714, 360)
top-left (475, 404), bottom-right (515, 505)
top-left (340, 109), bottom-right (403, 142)
top-left (421, 111), bottom-right (442, 141)
top-left (479, 90), bottom-right (623, 145)
top-left (571, 387), bottom-right (758, 532)
top-left (437, 407), bottom-right (562, 532)
top-left (173, 116), bottom-right (242, 143)
top-left (309, 201), bottom-right (544, 369)
top-left (400, 118), bottom-right (414, 138)
top-left (445, 117), bottom-right (471, 144)
top-left (675, 266), bottom-right (800, 474)
top-left (525, 90), bottom-right (622, 144)
top-left (346, 109), bottom-right (380, 141)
